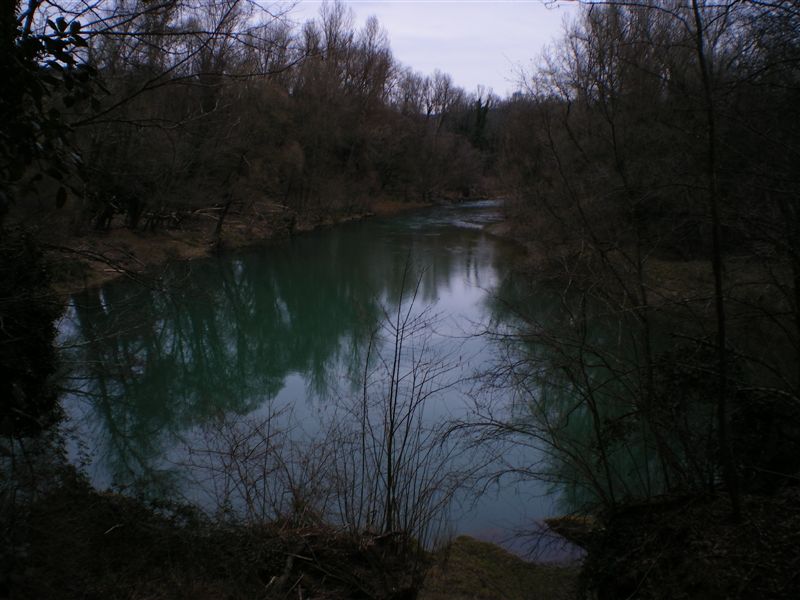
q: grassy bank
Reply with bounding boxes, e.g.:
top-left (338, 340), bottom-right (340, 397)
top-left (420, 536), bottom-right (577, 600)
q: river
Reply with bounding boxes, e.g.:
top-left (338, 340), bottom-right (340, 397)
top-left (56, 200), bottom-right (566, 555)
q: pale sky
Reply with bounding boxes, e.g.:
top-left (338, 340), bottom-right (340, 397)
top-left (283, 1), bottom-right (579, 97)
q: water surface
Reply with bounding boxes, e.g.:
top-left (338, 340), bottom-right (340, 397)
top-left (57, 200), bottom-right (562, 551)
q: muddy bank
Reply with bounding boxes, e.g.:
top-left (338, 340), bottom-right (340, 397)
top-left (46, 198), bottom-right (433, 295)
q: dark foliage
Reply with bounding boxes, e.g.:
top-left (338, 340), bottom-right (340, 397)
top-left (580, 491), bottom-right (800, 599)
top-left (0, 232), bottom-right (59, 436)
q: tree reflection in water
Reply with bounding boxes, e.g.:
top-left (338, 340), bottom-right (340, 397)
top-left (57, 203), bottom-right (512, 506)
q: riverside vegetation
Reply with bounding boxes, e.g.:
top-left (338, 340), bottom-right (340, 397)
top-left (2, 1), bottom-right (800, 599)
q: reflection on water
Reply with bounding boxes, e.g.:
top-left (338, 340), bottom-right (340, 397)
top-left (484, 269), bottom-right (702, 517)
top-left (57, 201), bottom-right (562, 548)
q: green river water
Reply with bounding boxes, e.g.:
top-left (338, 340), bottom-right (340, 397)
top-left (57, 200), bottom-right (565, 553)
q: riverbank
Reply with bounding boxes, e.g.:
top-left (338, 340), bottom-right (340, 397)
top-left (45, 198), bottom-right (433, 295)
top-left (481, 215), bottom-right (800, 599)
top-left (482, 214), bottom-right (775, 313)
top-left (2, 464), bottom-right (578, 600)
top-left (557, 491), bottom-right (800, 599)
top-left (421, 535), bottom-right (577, 600)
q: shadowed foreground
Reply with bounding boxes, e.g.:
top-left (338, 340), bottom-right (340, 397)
top-left (2, 469), bottom-right (578, 600)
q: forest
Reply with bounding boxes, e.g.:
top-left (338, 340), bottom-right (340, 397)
top-left (1, 0), bottom-right (799, 599)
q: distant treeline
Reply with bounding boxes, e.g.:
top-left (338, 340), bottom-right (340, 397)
top-left (499, 0), bottom-right (799, 264)
top-left (11, 0), bottom-right (505, 232)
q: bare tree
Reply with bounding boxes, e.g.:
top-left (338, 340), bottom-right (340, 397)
top-left (482, 0), bottom-right (800, 520)
top-left (178, 261), bottom-right (471, 574)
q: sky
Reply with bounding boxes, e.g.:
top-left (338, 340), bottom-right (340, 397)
top-left (282, 1), bottom-right (579, 97)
